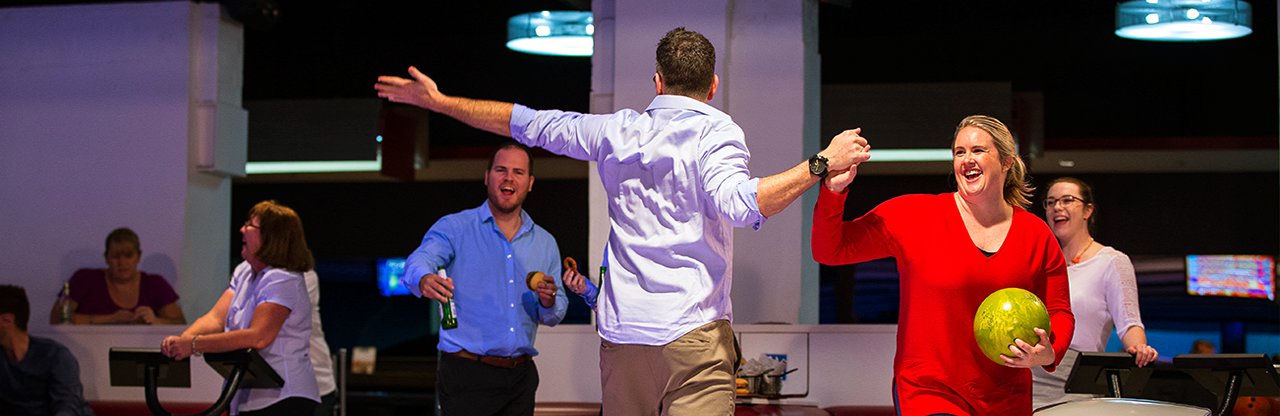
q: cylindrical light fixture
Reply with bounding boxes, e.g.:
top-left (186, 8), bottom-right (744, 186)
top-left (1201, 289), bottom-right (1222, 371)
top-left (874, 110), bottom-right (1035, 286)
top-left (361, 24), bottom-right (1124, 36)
top-left (1116, 0), bottom-right (1252, 42)
top-left (507, 11), bottom-right (593, 57)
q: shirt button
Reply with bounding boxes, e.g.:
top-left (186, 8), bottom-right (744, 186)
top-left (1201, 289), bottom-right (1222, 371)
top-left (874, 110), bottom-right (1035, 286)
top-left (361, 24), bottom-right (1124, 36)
top-left (510, 303), bottom-right (515, 308)
top-left (509, 328), bottom-right (515, 332)
top-left (509, 280), bottom-right (514, 283)
top-left (507, 254), bottom-right (512, 259)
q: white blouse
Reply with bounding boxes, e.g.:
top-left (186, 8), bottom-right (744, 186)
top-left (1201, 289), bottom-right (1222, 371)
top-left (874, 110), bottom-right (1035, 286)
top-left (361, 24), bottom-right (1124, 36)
top-left (1066, 246), bottom-right (1145, 352)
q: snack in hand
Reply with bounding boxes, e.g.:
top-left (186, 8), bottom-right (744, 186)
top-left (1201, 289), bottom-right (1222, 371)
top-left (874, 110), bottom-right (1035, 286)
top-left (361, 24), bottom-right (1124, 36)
top-left (526, 271), bottom-right (547, 291)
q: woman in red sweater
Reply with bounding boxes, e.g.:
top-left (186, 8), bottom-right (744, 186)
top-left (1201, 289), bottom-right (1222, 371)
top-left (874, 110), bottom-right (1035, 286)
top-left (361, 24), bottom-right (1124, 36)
top-left (812, 115), bottom-right (1074, 415)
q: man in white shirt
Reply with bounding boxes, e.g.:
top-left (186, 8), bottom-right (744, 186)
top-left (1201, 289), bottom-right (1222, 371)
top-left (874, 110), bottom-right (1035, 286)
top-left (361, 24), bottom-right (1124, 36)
top-left (376, 27), bottom-right (870, 414)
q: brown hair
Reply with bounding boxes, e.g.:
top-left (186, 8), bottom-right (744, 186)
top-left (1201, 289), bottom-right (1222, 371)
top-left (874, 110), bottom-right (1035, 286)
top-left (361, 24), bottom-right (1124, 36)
top-left (1046, 176), bottom-right (1097, 232)
top-left (656, 27), bottom-right (716, 98)
top-left (248, 200), bottom-right (314, 273)
top-left (488, 143), bottom-right (535, 175)
top-left (0, 284), bottom-right (30, 331)
top-left (104, 227), bottom-right (141, 256)
top-left (954, 115), bottom-right (1033, 208)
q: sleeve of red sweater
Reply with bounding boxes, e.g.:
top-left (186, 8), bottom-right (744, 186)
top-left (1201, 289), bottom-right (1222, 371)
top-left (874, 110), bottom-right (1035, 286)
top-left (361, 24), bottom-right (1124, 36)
top-left (811, 186), bottom-right (896, 265)
top-left (1041, 231), bottom-right (1074, 372)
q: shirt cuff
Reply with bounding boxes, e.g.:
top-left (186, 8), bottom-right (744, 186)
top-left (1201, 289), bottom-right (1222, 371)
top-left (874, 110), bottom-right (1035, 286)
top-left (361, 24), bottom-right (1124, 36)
top-left (537, 300), bottom-right (560, 324)
top-left (509, 103), bottom-right (536, 140)
top-left (401, 267), bottom-right (428, 298)
top-left (578, 278), bottom-right (600, 310)
top-left (739, 177), bottom-right (766, 231)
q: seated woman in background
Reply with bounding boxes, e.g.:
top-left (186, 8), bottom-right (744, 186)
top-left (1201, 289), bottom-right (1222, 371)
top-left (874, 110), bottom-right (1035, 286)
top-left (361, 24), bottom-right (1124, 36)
top-left (162, 200), bottom-right (319, 415)
top-left (50, 227), bottom-right (185, 325)
top-left (1031, 177), bottom-right (1157, 409)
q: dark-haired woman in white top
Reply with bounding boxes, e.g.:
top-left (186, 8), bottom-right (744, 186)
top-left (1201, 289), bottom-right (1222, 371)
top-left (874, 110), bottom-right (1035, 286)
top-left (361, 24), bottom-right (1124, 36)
top-left (1032, 177), bottom-right (1158, 409)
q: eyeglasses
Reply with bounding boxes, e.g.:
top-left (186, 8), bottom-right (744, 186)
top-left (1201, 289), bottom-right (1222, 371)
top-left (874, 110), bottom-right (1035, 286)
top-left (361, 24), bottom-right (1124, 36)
top-left (1042, 195), bottom-right (1085, 210)
top-left (242, 221), bottom-right (260, 229)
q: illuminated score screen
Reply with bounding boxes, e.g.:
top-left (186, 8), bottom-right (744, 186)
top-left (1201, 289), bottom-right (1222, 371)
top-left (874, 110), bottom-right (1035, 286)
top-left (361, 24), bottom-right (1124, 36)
top-left (1186, 255), bottom-right (1275, 300)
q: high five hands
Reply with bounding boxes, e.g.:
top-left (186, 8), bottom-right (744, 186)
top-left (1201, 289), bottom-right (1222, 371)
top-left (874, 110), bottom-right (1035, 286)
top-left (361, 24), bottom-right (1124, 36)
top-left (823, 128), bottom-right (872, 193)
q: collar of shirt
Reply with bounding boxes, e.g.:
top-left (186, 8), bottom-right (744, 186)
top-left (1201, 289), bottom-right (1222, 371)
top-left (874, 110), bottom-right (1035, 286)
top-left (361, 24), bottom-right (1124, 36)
top-left (477, 200), bottom-right (534, 240)
top-left (645, 94), bottom-right (733, 123)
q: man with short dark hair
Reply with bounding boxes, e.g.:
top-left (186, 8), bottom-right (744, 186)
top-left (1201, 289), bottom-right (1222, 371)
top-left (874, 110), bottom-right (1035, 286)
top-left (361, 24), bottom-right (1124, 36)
top-left (378, 27), bottom-right (870, 414)
top-left (404, 143), bottom-right (569, 415)
top-left (0, 284), bottom-right (94, 416)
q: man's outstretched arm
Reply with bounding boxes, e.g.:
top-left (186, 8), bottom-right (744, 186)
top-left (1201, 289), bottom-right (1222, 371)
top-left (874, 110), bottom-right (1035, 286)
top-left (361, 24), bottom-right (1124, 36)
top-left (756, 129), bottom-right (870, 217)
top-left (375, 66), bottom-right (514, 137)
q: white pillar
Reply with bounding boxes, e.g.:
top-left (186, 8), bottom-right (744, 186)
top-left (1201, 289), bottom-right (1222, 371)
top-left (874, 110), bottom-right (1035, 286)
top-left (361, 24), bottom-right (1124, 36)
top-left (588, 0), bottom-right (820, 324)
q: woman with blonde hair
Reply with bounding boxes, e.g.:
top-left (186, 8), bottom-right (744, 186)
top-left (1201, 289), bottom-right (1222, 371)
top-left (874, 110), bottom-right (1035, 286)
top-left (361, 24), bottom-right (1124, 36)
top-left (812, 115), bottom-right (1074, 415)
top-left (162, 200), bottom-right (319, 415)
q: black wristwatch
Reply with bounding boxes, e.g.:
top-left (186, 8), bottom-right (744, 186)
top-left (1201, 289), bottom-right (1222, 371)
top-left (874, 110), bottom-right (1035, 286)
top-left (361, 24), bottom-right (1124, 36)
top-left (808, 153), bottom-right (829, 178)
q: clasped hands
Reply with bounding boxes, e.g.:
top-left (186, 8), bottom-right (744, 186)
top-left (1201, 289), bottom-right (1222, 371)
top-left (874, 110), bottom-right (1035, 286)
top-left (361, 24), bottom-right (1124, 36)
top-left (160, 334), bottom-right (196, 360)
top-left (98, 306), bottom-right (158, 324)
top-left (820, 128), bottom-right (872, 193)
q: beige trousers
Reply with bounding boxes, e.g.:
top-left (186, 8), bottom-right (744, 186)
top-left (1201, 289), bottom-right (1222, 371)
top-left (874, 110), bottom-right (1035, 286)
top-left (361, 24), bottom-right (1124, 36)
top-left (600, 320), bottom-right (739, 416)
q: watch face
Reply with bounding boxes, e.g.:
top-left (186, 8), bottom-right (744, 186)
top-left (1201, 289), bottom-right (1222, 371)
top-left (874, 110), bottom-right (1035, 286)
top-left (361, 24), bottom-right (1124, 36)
top-left (809, 156), bottom-right (827, 176)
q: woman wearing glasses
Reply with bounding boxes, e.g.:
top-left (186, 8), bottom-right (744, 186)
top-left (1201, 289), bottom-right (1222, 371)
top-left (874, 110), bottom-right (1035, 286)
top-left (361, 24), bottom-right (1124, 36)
top-left (161, 200), bottom-right (319, 415)
top-left (813, 115), bottom-right (1074, 415)
top-left (1031, 177), bottom-right (1157, 409)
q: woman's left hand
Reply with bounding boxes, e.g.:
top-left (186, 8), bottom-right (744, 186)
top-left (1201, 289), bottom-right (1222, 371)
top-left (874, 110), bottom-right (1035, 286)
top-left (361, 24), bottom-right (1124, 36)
top-left (1003, 328), bottom-right (1055, 368)
top-left (1126, 343), bottom-right (1158, 367)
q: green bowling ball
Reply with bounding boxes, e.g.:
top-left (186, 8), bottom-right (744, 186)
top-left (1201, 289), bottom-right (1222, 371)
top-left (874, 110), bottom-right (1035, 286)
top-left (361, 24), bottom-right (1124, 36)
top-left (973, 288), bottom-right (1051, 365)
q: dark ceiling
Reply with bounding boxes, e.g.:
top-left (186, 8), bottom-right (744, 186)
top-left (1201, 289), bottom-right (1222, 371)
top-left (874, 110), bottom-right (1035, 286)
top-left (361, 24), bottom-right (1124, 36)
top-left (9, 0), bottom-right (1278, 149)
top-left (241, 0), bottom-right (1276, 150)
top-left (819, 2), bottom-right (1278, 146)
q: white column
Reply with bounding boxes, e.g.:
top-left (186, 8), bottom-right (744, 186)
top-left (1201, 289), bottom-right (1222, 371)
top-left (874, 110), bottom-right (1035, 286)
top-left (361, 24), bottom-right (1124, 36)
top-left (587, 0), bottom-right (820, 324)
top-left (723, 0), bottom-right (821, 324)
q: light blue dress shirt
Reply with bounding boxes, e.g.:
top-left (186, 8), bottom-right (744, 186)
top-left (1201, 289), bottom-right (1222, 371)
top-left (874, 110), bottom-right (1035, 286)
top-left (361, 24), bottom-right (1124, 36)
top-left (225, 266), bottom-right (319, 414)
top-left (404, 201), bottom-right (566, 357)
top-left (510, 94), bottom-right (765, 345)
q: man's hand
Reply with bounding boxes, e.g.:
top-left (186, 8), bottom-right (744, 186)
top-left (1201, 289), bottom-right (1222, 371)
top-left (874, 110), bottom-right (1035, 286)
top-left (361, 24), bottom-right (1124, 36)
top-left (133, 306), bottom-right (157, 325)
top-left (563, 268), bottom-right (587, 295)
top-left (418, 273), bottom-right (455, 302)
top-left (375, 66), bottom-right (445, 111)
top-left (823, 139), bottom-right (871, 194)
top-left (818, 128), bottom-right (871, 172)
top-left (535, 274), bottom-right (557, 308)
top-left (1003, 328), bottom-right (1056, 368)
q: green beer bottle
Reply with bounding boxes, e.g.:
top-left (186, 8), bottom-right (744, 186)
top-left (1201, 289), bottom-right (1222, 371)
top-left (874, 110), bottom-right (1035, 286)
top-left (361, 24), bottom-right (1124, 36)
top-left (438, 269), bottom-right (458, 330)
top-left (58, 282), bottom-right (72, 323)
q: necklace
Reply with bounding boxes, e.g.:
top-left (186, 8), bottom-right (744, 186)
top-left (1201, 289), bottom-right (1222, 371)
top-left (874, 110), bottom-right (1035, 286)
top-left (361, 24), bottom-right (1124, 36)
top-left (1070, 238), bottom-right (1095, 265)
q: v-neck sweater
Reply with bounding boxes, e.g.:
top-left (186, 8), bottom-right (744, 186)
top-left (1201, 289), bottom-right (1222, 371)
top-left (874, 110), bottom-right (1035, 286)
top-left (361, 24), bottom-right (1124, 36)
top-left (813, 188), bottom-right (1073, 415)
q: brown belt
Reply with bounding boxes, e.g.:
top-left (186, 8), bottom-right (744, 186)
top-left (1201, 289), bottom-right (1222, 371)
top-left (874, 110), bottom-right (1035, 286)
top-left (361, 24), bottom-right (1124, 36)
top-left (446, 350), bottom-right (531, 369)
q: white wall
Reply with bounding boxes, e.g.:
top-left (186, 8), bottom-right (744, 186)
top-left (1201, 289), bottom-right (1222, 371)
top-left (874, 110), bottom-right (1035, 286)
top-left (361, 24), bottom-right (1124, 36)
top-left (533, 324), bottom-right (899, 407)
top-left (0, 1), bottom-right (240, 329)
top-left (31, 325), bottom-right (226, 403)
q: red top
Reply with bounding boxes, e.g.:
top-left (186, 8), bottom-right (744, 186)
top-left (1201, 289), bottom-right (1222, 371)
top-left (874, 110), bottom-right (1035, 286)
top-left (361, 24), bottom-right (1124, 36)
top-left (813, 188), bottom-right (1073, 415)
